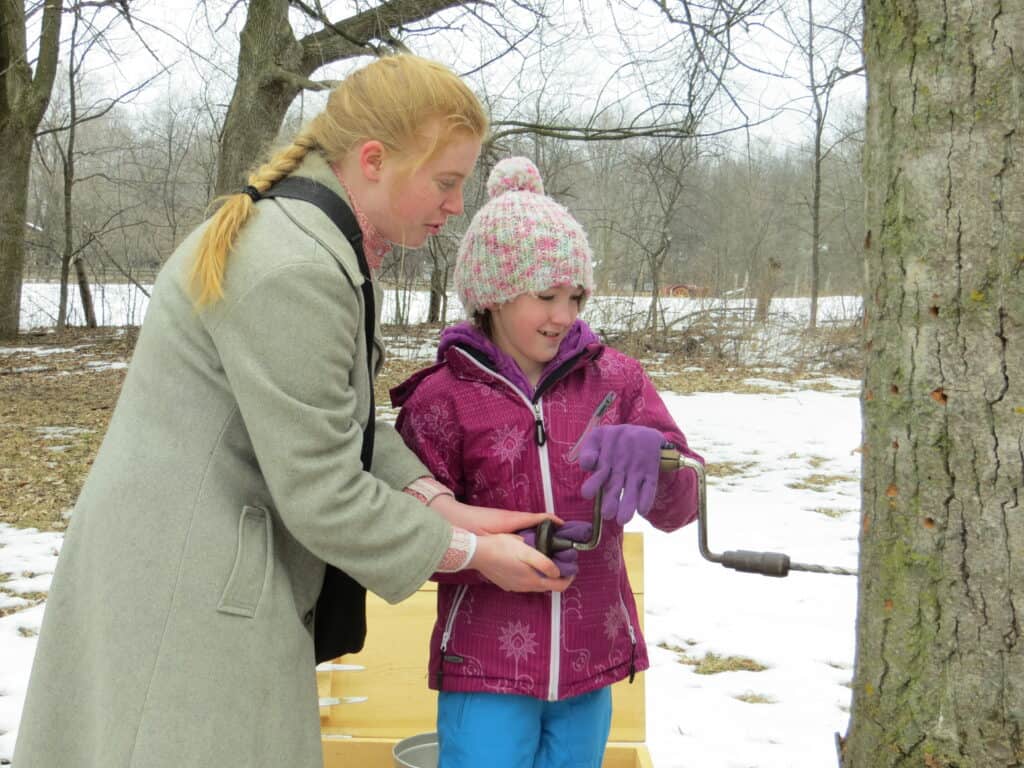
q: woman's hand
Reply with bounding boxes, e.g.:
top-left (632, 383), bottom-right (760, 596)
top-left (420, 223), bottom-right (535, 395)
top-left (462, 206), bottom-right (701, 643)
top-left (469, 534), bottom-right (574, 593)
top-left (428, 495), bottom-right (562, 535)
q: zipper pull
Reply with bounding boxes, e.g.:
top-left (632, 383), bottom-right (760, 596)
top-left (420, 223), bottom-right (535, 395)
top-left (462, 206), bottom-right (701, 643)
top-left (566, 392), bottom-right (615, 462)
top-left (533, 402), bottom-right (546, 446)
top-left (628, 643), bottom-right (637, 684)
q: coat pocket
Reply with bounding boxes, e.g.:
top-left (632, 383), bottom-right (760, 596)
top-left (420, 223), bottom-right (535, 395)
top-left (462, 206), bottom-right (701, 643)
top-left (217, 505), bottom-right (273, 618)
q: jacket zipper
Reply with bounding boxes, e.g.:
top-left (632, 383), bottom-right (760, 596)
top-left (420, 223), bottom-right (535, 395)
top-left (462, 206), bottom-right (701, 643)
top-left (453, 348), bottom-right (583, 701)
top-left (534, 396), bottom-right (561, 701)
top-left (437, 584), bottom-right (469, 690)
top-left (619, 591), bottom-right (639, 683)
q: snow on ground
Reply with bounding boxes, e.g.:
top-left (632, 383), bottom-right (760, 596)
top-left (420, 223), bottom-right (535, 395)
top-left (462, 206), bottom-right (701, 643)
top-left (640, 385), bottom-right (860, 768)
top-left (0, 528), bottom-right (62, 761)
top-left (0, 377), bottom-right (861, 766)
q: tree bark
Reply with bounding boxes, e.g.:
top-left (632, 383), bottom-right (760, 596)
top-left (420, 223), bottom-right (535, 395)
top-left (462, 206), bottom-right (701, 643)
top-left (0, 0), bottom-right (63, 339)
top-left (427, 236), bottom-right (452, 324)
top-left (213, 0), bottom-right (474, 197)
top-left (809, 111), bottom-right (823, 330)
top-left (0, 129), bottom-right (36, 336)
top-left (845, 1), bottom-right (1024, 766)
top-left (753, 256), bottom-right (781, 323)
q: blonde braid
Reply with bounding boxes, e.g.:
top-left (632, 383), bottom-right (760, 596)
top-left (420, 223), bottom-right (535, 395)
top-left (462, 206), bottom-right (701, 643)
top-left (189, 133), bottom-right (318, 306)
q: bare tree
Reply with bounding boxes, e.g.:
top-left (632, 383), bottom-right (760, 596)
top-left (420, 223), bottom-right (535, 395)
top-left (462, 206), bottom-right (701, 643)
top-left (697, 146), bottom-right (801, 319)
top-left (425, 233), bottom-right (458, 323)
top-left (35, 4), bottom-right (159, 329)
top-left (213, 0), bottom-right (492, 196)
top-left (613, 138), bottom-right (698, 340)
top-left (213, 0), bottom-right (776, 198)
top-left (779, 0), bottom-right (863, 329)
top-left (0, 0), bottom-right (62, 339)
top-left (842, 0), bottom-right (1023, 764)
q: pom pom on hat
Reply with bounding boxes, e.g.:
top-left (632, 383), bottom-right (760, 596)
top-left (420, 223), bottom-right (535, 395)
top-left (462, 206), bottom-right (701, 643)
top-left (486, 156), bottom-right (545, 198)
top-left (455, 157), bottom-right (594, 315)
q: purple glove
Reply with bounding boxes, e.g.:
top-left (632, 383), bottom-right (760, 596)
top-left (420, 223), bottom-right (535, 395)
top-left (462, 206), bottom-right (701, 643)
top-left (579, 425), bottom-right (664, 525)
top-left (519, 520), bottom-right (594, 578)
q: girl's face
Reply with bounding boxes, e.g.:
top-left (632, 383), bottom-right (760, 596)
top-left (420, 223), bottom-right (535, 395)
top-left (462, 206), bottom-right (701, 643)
top-left (489, 286), bottom-right (584, 385)
top-left (373, 129), bottom-right (482, 248)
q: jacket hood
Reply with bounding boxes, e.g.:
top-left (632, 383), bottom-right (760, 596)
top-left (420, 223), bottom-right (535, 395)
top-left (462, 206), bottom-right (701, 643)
top-left (438, 319), bottom-right (601, 399)
top-left (390, 319), bottom-right (602, 408)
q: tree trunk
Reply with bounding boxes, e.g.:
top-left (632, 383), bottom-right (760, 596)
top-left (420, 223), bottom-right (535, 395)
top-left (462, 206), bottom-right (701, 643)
top-left (427, 236), bottom-right (453, 324)
top-left (809, 114), bottom-right (823, 331)
top-left (213, 0), bottom-right (474, 198)
top-left (74, 257), bottom-right (96, 327)
top-left (844, 1), bottom-right (1024, 766)
top-left (428, 272), bottom-right (443, 323)
top-left (753, 256), bottom-right (781, 323)
top-left (0, 0), bottom-right (63, 338)
top-left (0, 130), bottom-right (34, 336)
top-left (647, 256), bottom-right (663, 337)
top-left (58, 131), bottom-right (74, 330)
top-left (213, 0), bottom-right (305, 197)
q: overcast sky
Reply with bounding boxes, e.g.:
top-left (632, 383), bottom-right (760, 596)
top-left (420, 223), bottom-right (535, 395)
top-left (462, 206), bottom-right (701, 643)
top-left (31, 0), bottom-right (865, 153)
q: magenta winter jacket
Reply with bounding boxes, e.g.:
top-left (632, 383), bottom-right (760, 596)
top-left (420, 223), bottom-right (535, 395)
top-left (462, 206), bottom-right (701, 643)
top-left (391, 320), bottom-right (703, 702)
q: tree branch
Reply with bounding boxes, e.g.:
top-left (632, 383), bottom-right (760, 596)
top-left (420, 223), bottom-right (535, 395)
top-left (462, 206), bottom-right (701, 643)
top-left (298, 0), bottom-right (478, 75)
top-left (260, 64), bottom-right (338, 92)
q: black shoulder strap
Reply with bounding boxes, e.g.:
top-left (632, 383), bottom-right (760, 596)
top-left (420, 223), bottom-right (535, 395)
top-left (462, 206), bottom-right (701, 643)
top-left (257, 176), bottom-right (375, 663)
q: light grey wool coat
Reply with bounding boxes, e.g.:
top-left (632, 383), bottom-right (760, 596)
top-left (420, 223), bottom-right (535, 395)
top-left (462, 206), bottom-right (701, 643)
top-left (14, 152), bottom-right (453, 768)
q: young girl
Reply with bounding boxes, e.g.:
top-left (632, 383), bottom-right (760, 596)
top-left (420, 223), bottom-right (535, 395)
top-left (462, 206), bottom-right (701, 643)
top-left (14, 62), bottom-right (569, 768)
top-left (393, 157), bottom-right (704, 768)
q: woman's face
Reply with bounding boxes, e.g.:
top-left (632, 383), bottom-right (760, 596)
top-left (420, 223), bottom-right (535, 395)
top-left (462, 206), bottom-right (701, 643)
top-left (374, 130), bottom-right (482, 248)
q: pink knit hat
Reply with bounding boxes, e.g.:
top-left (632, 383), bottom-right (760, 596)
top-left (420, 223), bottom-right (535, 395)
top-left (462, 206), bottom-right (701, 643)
top-left (455, 157), bottom-right (594, 315)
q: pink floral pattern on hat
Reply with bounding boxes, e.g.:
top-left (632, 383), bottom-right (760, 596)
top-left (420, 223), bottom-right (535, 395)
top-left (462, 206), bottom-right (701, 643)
top-left (455, 156), bottom-right (594, 314)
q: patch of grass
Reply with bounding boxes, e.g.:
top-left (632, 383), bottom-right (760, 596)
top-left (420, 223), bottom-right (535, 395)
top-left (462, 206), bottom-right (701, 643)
top-left (643, 363), bottom-right (802, 395)
top-left (0, 585), bottom-right (47, 617)
top-left (808, 456), bottom-right (829, 468)
top-left (815, 507), bottom-right (852, 519)
top-left (706, 461), bottom-right (756, 478)
top-left (694, 652), bottom-right (769, 675)
top-left (658, 643), bottom-right (769, 675)
top-left (374, 355), bottom-right (433, 405)
top-left (734, 692), bottom-right (776, 704)
top-left (1, 328), bottom-right (133, 530)
top-left (17, 625), bottom-right (38, 638)
top-left (1, 601), bottom-right (42, 618)
top-left (11, 590), bottom-right (48, 602)
top-left (802, 380), bottom-right (846, 393)
top-left (787, 473), bottom-right (857, 492)
top-left (657, 639), bottom-right (697, 654)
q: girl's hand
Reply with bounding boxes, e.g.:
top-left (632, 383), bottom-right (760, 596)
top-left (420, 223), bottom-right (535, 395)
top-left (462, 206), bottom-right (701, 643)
top-left (428, 495), bottom-right (563, 535)
top-left (469, 534), bottom-right (574, 593)
top-left (580, 424), bottom-right (665, 525)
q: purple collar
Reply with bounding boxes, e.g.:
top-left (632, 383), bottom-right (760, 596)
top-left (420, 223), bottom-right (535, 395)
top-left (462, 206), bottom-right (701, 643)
top-left (439, 319), bottom-right (601, 399)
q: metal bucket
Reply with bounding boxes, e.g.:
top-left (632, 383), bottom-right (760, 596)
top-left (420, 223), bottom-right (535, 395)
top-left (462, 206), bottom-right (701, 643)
top-left (393, 731), bottom-right (439, 768)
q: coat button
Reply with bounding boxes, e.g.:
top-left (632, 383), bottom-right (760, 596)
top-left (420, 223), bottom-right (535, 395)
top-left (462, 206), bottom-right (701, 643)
top-left (303, 609), bottom-right (314, 627)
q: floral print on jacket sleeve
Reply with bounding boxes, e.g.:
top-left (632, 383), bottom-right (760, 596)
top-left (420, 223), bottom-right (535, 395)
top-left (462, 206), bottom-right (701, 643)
top-left (396, 391), bottom-right (465, 498)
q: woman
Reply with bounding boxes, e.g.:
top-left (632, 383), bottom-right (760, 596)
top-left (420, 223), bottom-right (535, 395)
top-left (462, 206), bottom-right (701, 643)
top-left (14, 55), bottom-right (571, 768)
